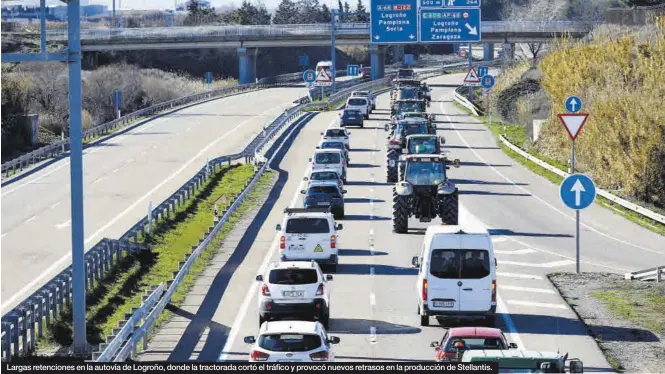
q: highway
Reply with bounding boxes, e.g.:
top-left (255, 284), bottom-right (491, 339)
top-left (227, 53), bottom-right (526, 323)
top-left (0, 84), bottom-right (314, 312)
top-left (133, 72), bottom-right (665, 365)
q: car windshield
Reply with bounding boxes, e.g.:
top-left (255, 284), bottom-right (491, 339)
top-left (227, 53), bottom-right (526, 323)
top-left (398, 89), bottom-right (420, 100)
top-left (409, 138), bottom-right (437, 154)
top-left (396, 102), bottom-right (423, 112)
top-left (285, 218), bottom-right (330, 234)
top-left (446, 337), bottom-right (507, 351)
top-left (321, 142), bottom-right (345, 150)
top-left (429, 249), bottom-right (491, 279)
top-left (325, 129), bottom-right (346, 137)
top-left (269, 268), bottom-right (318, 285)
top-left (258, 333), bottom-right (322, 352)
top-left (311, 171), bottom-right (339, 181)
top-left (308, 185), bottom-right (341, 196)
top-left (398, 123), bottom-right (429, 137)
top-left (405, 162), bottom-right (445, 185)
top-left (348, 98), bottom-right (367, 106)
top-left (315, 152), bottom-right (341, 164)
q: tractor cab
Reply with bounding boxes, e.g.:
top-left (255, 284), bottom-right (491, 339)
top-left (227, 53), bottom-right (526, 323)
top-left (461, 350), bottom-right (584, 373)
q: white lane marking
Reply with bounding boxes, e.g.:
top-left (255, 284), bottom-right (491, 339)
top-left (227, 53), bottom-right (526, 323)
top-left (500, 285), bottom-right (556, 294)
top-left (494, 248), bottom-right (537, 255)
top-left (112, 168), bottom-right (119, 173)
top-left (126, 158), bottom-right (135, 164)
top-left (92, 177), bottom-right (103, 184)
top-left (1, 233), bottom-right (8, 239)
top-left (55, 220), bottom-right (71, 229)
top-left (491, 237), bottom-right (507, 243)
top-left (496, 272), bottom-right (543, 280)
top-left (440, 96), bottom-right (663, 256)
top-left (49, 202), bottom-right (61, 209)
top-left (152, 145), bottom-right (157, 149)
top-left (142, 151), bottom-right (148, 156)
top-left (3, 103), bottom-right (291, 313)
top-left (370, 188), bottom-right (374, 193)
top-left (186, 127), bottom-right (191, 132)
top-left (218, 113), bottom-right (327, 362)
top-left (369, 266), bottom-right (375, 277)
top-left (369, 326), bottom-right (377, 344)
top-left (499, 260), bottom-right (575, 268)
top-left (507, 300), bottom-right (567, 309)
top-left (369, 228), bottom-right (374, 237)
top-left (26, 216), bottom-right (36, 223)
top-left (496, 294), bottom-right (525, 349)
top-left (369, 293), bottom-right (376, 307)
top-left (369, 244), bottom-right (375, 255)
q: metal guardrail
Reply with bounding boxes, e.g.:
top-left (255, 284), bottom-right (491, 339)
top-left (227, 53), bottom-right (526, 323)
top-left (93, 67), bottom-right (449, 361)
top-left (624, 266), bottom-right (665, 282)
top-left (0, 71), bottom-right (372, 362)
top-left (1, 70), bottom-right (321, 180)
top-left (452, 87), bottom-right (665, 226)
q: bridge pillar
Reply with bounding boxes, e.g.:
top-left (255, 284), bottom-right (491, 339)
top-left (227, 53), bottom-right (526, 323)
top-left (453, 43), bottom-right (460, 53)
top-left (392, 45), bottom-right (404, 64)
top-left (237, 47), bottom-right (258, 84)
top-left (369, 44), bottom-right (386, 80)
top-left (483, 43), bottom-right (494, 62)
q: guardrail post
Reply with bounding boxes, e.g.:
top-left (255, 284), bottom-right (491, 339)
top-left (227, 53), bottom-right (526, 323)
top-left (147, 201), bottom-right (153, 233)
top-left (658, 266), bottom-right (663, 283)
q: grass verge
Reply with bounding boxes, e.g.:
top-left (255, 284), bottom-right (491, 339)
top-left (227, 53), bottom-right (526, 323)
top-left (453, 101), bottom-right (665, 236)
top-left (590, 286), bottom-right (665, 337)
top-left (34, 163), bottom-right (264, 353)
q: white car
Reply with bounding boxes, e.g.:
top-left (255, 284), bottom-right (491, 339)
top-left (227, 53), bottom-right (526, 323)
top-left (345, 96), bottom-right (369, 119)
top-left (244, 321), bottom-right (340, 362)
top-left (351, 90), bottom-right (376, 111)
top-left (317, 139), bottom-right (350, 165)
top-left (304, 169), bottom-right (344, 189)
top-left (277, 208), bottom-right (343, 272)
top-left (321, 128), bottom-right (350, 150)
top-left (411, 225), bottom-right (498, 327)
top-left (309, 148), bottom-right (347, 183)
top-left (255, 261), bottom-right (334, 328)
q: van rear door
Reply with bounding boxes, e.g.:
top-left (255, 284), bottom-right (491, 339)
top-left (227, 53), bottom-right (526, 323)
top-left (284, 217), bottom-right (331, 260)
top-left (458, 235), bottom-right (493, 312)
top-left (427, 246), bottom-right (461, 313)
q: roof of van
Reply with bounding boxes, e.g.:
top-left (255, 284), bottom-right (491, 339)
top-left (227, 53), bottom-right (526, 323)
top-left (425, 225), bottom-right (489, 236)
top-left (313, 148), bottom-right (343, 154)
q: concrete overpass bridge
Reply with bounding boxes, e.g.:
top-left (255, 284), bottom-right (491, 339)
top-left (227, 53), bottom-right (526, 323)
top-left (37, 21), bottom-right (593, 83)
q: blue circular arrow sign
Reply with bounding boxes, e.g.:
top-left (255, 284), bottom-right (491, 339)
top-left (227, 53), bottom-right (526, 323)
top-left (565, 96), bottom-right (582, 113)
top-left (303, 69), bottom-right (316, 83)
top-left (481, 74), bottom-right (495, 89)
top-left (560, 173), bottom-right (596, 210)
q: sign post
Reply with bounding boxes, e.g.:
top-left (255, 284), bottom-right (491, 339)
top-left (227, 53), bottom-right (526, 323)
top-left (481, 74), bottom-right (495, 123)
top-left (113, 89), bottom-right (121, 119)
top-left (558, 96), bottom-right (590, 274)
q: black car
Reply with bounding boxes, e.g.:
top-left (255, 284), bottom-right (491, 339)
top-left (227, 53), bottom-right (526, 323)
top-left (339, 109), bottom-right (364, 128)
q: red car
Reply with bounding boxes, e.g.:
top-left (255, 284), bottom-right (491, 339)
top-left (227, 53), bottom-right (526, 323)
top-left (359, 67), bottom-right (371, 77)
top-left (430, 327), bottom-right (518, 362)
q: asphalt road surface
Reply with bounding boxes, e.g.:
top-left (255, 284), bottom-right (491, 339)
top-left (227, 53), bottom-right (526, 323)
top-left (0, 85), bottom-right (309, 312)
top-left (160, 73), bottom-right (663, 367)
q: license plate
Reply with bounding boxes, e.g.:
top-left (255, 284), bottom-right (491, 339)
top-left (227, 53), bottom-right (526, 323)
top-left (278, 360), bottom-right (301, 362)
top-left (388, 160), bottom-right (396, 167)
top-left (318, 202), bottom-right (330, 206)
top-left (433, 301), bottom-right (455, 308)
top-left (283, 291), bottom-right (304, 297)
top-left (288, 245), bottom-right (304, 252)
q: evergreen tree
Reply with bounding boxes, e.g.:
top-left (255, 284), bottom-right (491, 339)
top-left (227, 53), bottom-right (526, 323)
top-left (343, 1), bottom-right (351, 16)
top-left (320, 3), bottom-right (332, 23)
top-left (273, 0), bottom-right (299, 24)
top-left (354, 0), bottom-right (367, 21)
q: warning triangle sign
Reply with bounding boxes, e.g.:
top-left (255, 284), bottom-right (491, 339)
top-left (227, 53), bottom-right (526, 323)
top-left (558, 113), bottom-right (589, 140)
top-left (464, 67), bottom-right (481, 83)
top-left (314, 244), bottom-right (323, 252)
top-left (316, 69), bottom-right (331, 82)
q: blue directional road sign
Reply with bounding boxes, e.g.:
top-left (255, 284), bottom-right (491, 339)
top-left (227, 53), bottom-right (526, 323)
top-left (370, 0), bottom-right (418, 44)
top-left (347, 64), bottom-right (359, 76)
top-left (420, 8), bottom-right (482, 43)
top-left (477, 65), bottom-right (488, 77)
top-left (113, 89), bottom-right (121, 110)
top-left (565, 96), bottom-right (582, 113)
top-left (421, 0), bottom-right (481, 7)
top-left (303, 69), bottom-right (316, 83)
top-left (404, 54), bottom-right (414, 65)
top-left (481, 74), bottom-right (495, 89)
top-left (299, 55), bottom-right (309, 67)
top-left (205, 72), bottom-right (213, 85)
top-left (560, 174), bottom-right (596, 210)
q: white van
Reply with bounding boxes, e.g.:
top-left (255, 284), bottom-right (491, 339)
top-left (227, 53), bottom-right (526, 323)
top-left (345, 97), bottom-right (370, 119)
top-left (309, 149), bottom-right (347, 183)
top-left (411, 225), bottom-right (497, 327)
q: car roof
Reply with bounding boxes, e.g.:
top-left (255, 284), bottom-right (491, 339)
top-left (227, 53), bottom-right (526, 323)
top-left (319, 139), bottom-right (345, 145)
top-left (285, 211), bottom-right (333, 219)
top-left (269, 260), bottom-right (321, 271)
top-left (307, 180), bottom-right (340, 188)
top-left (448, 327), bottom-right (503, 338)
top-left (310, 169), bottom-right (340, 175)
top-left (314, 148), bottom-right (343, 155)
top-left (352, 91), bottom-right (369, 95)
top-left (261, 320), bottom-right (321, 335)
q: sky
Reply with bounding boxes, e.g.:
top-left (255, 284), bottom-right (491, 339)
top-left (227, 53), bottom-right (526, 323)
top-left (5, 0), bottom-right (371, 12)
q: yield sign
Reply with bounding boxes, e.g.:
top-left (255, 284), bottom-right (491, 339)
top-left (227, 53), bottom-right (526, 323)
top-left (463, 67), bottom-right (481, 83)
top-left (316, 68), bottom-right (331, 82)
top-left (558, 113), bottom-right (589, 141)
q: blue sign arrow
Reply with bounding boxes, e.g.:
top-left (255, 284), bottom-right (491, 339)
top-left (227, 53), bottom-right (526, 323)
top-left (113, 89), bottom-right (121, 110)
top-left (370, 0), bottom-right (418, 44)
top-left (303, 69), bottom-right (316, 83)
top-left (420, 8), bottom-right (481, 43)
top-left (347, 64), bottom-right (359, 76)
top-left (481, 74), bottom-right (495, 89)
top-left (299, 55), bottom-right (309, 67)
top-left (565, 96), bottom-right (582, 113)
top-left (560, 174), bottom-right (596, 210)
top-left (477, 65), bottom-right (488, 77)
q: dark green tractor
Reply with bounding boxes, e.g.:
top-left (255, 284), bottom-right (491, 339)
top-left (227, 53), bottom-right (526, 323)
top-left (461, 349), bottom-right (584, 373)
top-left (384, 119), bottom-right (433, 183)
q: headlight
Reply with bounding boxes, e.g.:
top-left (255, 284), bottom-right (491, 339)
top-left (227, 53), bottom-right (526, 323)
top-left (395, 181), bottom-right (413, 196)
top-left (437, 181), bottom-right (456, 195)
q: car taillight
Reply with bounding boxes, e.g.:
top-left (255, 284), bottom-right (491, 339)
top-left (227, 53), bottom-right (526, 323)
top-left (389, 139), bottom-right (400, 145)
top-left (316, 283), bottom-right (324, 296)
top-left (280, 236), bottom-right (285, 249)
top-left (261, 284), bottom-right (271, 296)
top-left (250, 350), bottom-right (270, 361)
top-left (310, 350), bottom-right (329, 361)
top-left (491, 280), bottom-right (496, 302)
top-left (306, 196), bottom-right (314, 200)
top-left (330, 235), bottom-right (336, 249)
top-left (422, 279), bottom-right (428, 301)
top-left (345, 104), bottom-right (349, 109)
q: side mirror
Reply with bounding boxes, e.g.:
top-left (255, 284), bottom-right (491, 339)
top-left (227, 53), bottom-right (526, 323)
top-left (569, 360), bottom-right (584, 373)
top-left (411, 256), bottom-right (419, 268)
top-left (303, 177), bottom-right (309, 181)
top-left (275, 224), bottom-right (282, 231)
top-left (308, 158), bottom-right (312, 162)
top-left (336, 223), bottom-right (344, 230)
top-left (320, 132), bottom-right (324, 135)
top-left (509, 342), bottom-right (517, 348)
top-left (384, 124), bottom-right (389, 131)
top-left (453, 159), bottom-right (460, 168)
top-left (439, 138), bottom-right (446, 145)
top-left (255, 274), bottom-right (263, 282)
top-left (326, 274), bottom-right (334, 281)
top-left (342, 190), bottom-right (347, 194)
top-left (300, 190), bottom-right (306, 194)
top-left (243, 336), bottom-right (256, 344)
top-left (328, 336), bottom-right (341, 344)
top-left (315, 146), bottom-right (320, 149)
top-left (430, 341), bottom-right (439, 348)
top-left (495, 258), bottom-right (498, 267)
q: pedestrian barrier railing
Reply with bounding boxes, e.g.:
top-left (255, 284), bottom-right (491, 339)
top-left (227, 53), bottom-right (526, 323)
top-left (1, 70), bottom-right (327, 181)
top-left (0, 71), bottom-right (377, 362)
top-left (624, 266), bottom-right (664, 282)
top-left (452, 87), bottom-right (665, 226)
top-left (92, 66), bottom-right (449, 362)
